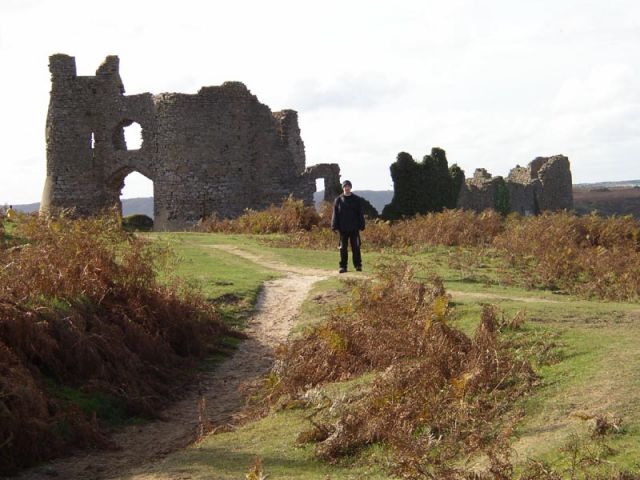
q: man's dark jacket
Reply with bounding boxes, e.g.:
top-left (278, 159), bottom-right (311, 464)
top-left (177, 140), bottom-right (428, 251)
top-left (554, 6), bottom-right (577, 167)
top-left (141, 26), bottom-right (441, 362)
top-left (331, 194), bottom-right (365, 232)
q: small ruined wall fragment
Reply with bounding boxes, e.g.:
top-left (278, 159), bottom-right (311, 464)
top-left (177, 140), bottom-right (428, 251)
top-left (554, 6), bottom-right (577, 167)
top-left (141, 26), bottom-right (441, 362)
top-left (534, 155), bottom-right (573, 211)
top-left (457, 155), bottom-right (573, 214)
top-left (456, 169), bottom-right (504, 212)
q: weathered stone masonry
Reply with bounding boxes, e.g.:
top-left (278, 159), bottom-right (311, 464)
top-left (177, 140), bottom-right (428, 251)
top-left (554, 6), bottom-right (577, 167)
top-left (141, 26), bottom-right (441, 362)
top-left (457, 155), bottom-right (573, 214)
top-left (41, 54), bottom-right (341, 230)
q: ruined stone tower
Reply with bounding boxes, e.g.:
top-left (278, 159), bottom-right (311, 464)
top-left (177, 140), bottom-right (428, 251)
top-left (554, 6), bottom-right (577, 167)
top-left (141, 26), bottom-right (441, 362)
top-left (41, 54), bottom-right (341, 230)
top-left (457, 155), bottom-right (573, 214)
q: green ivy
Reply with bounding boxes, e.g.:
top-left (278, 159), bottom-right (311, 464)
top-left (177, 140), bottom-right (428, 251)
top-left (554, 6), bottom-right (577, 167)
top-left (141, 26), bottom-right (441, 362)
top-left (382, 148), bottom-right (465, 219)
top-left (494, 177), bottom-right (511, 216)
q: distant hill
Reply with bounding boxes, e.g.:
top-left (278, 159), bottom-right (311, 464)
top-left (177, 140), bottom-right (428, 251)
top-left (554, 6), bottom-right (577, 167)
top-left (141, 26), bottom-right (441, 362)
top-left (13, 198), bottom-right (154, 218)
top-left (574, 179), bottom-right (640, 190)
top-left (573, 186), bottom-right (640, 218)
top-left (119, 197), bottom-right (154, 217)
top-left (11, 202), bottom-right (40, 213)
top-left (315, 190), bottom-right (393, 213)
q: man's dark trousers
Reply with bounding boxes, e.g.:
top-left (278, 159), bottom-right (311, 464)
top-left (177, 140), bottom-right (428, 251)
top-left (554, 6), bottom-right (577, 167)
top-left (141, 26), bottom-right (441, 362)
top-left (339, 230), bottom-right (361, 269)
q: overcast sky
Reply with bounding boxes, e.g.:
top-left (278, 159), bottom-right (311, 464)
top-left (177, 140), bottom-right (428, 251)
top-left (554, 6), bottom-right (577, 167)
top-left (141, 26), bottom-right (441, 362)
top-left (1, 0), bottom-right (639, 204)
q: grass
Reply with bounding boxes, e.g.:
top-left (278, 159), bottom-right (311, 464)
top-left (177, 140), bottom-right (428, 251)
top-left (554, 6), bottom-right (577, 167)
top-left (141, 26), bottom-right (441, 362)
top-left (290, 276), bottom-right (351, 336)
top-left (145, 233), bottom-right (640, 473)
top-left (153, 232), bottom-right (640, 477)
top-left (443, 282), bottom-right (640, 470)
top-left (153, 409), bottom-right (389, 479)
top-left (447, 292), bottom-right (640, 474)
top-left (513, 321), bottom-right (640, 469)
top-left (44, 379), bottom-right (137, 428)
top-left (154, 233), bottom-right (280, 328)
top-left (158, 231), bottom-right (385, 272)
top-left (8, 222), bottom-right (636, 477)
top-left (1, 219), bottom-right (16, 242)
top-left (195, 335), bottom-right (244, 372)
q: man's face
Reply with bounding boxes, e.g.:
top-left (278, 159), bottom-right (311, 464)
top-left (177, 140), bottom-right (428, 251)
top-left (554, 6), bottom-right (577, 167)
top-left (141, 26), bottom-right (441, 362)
top-left (343, 184), bottom-right (352, 195)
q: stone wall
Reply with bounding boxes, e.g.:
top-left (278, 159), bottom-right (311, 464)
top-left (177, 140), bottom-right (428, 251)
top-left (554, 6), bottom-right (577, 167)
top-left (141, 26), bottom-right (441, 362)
top-left (41, 54), bottom-right (339, 230)
top-left (456, 168), bottom-right (503, 212)
top-left (457, 155), bottom-right (573, 214)
top-left (530, 155), bottom-right (573, 211)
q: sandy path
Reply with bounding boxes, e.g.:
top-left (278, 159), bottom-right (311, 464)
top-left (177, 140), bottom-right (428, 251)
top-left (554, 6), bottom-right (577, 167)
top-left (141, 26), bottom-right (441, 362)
top-left (209, 244), bottom-right (562, 304)
top-left (206, 244), bottom-right (333, 276)
top-left (15, 248), bottom-right (329, 480)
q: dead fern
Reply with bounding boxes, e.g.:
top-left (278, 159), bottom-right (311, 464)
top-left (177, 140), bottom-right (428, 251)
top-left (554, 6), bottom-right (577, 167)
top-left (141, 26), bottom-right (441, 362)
top-left (268, 262), bottom-right (537, 476)
top-left (0, 212), bottom-right (232, 474)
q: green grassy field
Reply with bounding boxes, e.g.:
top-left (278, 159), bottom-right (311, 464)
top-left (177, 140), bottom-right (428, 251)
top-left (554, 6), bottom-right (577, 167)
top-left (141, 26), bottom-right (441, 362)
top-left (153, 233), bottom-right (281, 327)
top-left (147, 232), bottom-right (640, 478)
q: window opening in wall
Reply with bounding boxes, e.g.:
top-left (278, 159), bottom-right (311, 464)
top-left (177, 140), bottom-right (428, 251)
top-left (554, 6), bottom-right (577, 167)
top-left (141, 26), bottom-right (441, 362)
top-left (113, 120), bottom-right (143, 151)
top-left (120, 171), bottom-right (154, 219)
top-left (91, 132), bottom-right (95, 149)
top-left (123, 122), bottom-right (143, 150)
top-left (315, 178), bottom-right (325, 210)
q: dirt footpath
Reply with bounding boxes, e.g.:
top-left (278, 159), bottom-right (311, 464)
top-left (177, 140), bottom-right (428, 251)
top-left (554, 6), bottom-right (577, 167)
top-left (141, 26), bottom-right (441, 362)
top-left (15, 248), bottom-right (330, 480)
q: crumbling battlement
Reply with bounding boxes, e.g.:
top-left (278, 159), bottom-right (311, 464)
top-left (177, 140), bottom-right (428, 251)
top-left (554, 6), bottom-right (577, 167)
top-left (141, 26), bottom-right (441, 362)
top-left (41, 54), bottom-right (340, 230)
top-left (457, 155), bottom-right (573, 214)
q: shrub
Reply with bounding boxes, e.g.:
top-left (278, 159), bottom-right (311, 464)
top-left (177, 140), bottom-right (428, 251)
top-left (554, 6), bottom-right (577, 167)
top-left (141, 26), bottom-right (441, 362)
top-left (199, 198), bottom-right (640, 301)
top-left (494, 212), bottom-right (640, 299)
top-left (270, 263), bottom-right (536, 476)
top-left (382, 148), bottom-right (465, 219)
top-left (494, 177), bottom-right (511, 216)
top-left (278, 208), bottom-right (640, 301)
top-left (122, 213), bottom-right (154, 231)
top-left (197, 196), bottom-right (320, 234)
top-left (279, 208), bottom-right (504, 251)
top-left (0, 213), bottom-right (232, 473)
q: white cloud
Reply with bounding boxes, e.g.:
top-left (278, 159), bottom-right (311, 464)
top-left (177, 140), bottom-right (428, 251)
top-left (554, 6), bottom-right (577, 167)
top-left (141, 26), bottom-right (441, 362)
top-left (289, 75), bottom-right (408, 111)
top-left (553, 64), bottom-right (639, 113)
top-left (1, 0), bottom-right (640, 203)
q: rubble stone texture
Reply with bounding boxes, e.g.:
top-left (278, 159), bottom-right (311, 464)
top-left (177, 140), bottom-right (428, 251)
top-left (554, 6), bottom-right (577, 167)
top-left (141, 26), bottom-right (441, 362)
top-left (457, 155), bottom-right (573, 215)
top-left (41, 54), bottom-right (341, 230)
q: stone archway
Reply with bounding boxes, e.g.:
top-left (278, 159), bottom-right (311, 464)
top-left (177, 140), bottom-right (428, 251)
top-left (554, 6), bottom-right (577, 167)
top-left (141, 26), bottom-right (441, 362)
top-left (303, 163), bottom-right (342, 202)
top-left (105, 167), bottom-right (155, 217)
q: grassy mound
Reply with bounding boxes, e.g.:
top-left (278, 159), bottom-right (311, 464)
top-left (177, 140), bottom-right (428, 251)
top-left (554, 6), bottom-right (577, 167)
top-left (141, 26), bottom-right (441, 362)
top-left (0, 214), bottom-right (232, 474)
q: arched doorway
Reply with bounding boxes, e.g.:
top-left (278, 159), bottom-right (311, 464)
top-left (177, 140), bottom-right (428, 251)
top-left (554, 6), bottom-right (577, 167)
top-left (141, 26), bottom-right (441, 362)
top-left (105, 168), bottom-right (155, 230)
top-left (120, 171), bottom-right (154, 218)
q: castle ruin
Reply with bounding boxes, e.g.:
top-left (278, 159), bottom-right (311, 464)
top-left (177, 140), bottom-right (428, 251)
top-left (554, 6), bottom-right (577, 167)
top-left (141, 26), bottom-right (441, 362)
top-left (457, 155), bottom-right (573, 214)
top-left (41, 54), bottom-right (341, 230)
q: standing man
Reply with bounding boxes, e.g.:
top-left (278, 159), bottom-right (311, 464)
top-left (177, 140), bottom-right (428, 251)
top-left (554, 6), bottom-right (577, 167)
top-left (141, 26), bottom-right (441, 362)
top-left (331, 180), bottom-right (365, 273)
